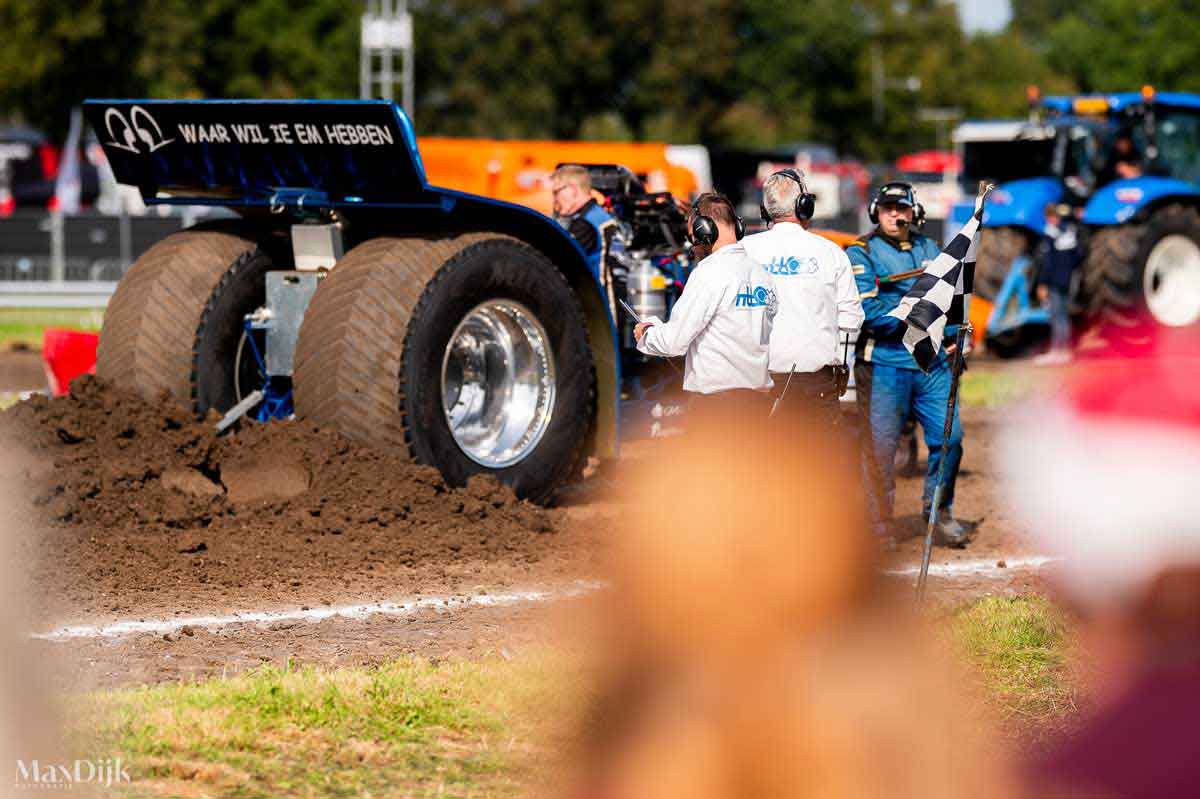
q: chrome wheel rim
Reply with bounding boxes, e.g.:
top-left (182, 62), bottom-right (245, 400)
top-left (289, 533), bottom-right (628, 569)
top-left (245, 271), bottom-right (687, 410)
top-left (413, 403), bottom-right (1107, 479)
top-left (440, 299), bottom-right (556, 468)
top-left (1144, 234), bottom-right (1200, 327)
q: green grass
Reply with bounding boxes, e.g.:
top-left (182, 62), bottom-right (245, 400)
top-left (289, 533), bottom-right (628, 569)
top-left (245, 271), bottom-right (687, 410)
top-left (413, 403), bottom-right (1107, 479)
top-left (67, 597), bottom-right (1076, 797)
top-left (946, 595), bottom-right (1076, 725)
top-left (0, 308), bottom-right (103, 349)
top-left (958, 367), bottom-right (1033, 408)
top-left (70, 653), bottom-right (581, 798)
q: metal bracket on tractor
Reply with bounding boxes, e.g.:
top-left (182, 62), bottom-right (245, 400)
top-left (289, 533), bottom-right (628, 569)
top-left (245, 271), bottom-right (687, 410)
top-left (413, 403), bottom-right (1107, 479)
top-left (217, 271), bottom-right (325, 432)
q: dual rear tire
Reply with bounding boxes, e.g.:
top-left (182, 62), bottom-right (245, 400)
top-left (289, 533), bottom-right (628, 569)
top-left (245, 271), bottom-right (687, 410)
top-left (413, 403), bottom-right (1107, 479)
top-left (97, 229), bottom-right (593, 503)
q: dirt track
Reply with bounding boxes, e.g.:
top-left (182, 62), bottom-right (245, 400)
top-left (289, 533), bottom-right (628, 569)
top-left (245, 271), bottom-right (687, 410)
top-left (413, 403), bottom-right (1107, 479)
top-left (0, 347), bottom-right (45, 395)
top-left (1, 360), bottom-right (1046, 691)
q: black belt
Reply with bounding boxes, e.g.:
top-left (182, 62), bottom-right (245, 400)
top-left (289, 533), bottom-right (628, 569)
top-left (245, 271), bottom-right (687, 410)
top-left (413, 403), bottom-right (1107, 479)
top-left (770, 366), bottom-right (836, 383)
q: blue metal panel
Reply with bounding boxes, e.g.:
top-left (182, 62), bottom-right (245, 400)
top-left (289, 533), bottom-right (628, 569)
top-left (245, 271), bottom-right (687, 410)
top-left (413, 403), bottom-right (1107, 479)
top-left (1082, 177), bottom-right (1200, 225)
top-left (981, 177), bottom-right (1063, 234)
top-left (1041, 96), bottom-right (1074, 114)
top-left (986, 255), bottom-right (1050, 338)
top-left (946, 201), bottom-right (975, 246)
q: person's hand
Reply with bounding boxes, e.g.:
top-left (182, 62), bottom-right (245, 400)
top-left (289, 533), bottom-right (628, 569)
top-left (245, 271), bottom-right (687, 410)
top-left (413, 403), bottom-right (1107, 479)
top-left (944, 341), bottom-right (958, 357)
top-left (634, 322), bottom-right (654, 342)
top-left (1036, 285), bottom-right (1049, 304)
top-left (1116, 162), bottom-right (1142, 180)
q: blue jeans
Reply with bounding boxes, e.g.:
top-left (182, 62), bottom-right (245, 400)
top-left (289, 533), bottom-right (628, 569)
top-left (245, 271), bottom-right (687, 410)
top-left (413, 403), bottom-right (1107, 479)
top-left (854, 361), bottom-right (963, 535)
top-left (1048, 287), bottom-right (1071, 352)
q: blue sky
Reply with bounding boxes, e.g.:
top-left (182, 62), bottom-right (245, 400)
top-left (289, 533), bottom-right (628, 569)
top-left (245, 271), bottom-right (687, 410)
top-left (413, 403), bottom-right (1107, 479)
top-left (958, 0), bottom-right (1012, 33)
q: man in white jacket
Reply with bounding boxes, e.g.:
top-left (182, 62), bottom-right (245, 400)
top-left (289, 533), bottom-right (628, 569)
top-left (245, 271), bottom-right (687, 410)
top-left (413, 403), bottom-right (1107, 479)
top-left (742, 169), bottom-right (864, 426)
top-left (634, 192), bottom-right (773, 416)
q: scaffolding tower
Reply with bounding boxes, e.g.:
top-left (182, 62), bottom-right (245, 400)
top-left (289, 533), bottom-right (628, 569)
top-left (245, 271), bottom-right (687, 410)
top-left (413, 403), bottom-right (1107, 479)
top-left (360, 0), bottom-right (414, 119)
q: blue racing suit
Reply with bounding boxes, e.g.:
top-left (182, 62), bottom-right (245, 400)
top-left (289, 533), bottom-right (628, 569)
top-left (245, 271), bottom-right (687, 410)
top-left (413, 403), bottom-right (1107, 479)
top-left (560, 198), bottom-right (625, 318)
top-left (847, 229), bottom-right (963, 535)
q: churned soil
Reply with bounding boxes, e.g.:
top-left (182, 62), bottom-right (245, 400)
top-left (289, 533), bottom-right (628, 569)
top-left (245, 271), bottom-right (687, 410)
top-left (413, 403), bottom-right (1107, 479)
top-left (0, 347), bottom-right (46, 393)
top-left (0, 376), bottom-right (600, 630)
top-left (3, 362), bottom-right (1048, 691)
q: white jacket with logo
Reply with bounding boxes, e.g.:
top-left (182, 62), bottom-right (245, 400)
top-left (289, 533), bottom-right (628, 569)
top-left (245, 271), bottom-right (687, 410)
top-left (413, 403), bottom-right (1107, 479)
top-left (742, 222), bottom-right (864, 374)
top-left (636, 242), bottom-right (773, 394)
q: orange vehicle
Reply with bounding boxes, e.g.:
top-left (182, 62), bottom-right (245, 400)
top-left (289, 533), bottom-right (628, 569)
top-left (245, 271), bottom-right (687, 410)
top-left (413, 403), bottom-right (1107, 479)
top-left (415, 138), bottom-right (707, 215)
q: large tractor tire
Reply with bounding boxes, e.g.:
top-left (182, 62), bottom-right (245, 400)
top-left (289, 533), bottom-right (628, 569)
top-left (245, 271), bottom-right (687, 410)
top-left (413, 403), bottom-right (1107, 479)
top-left (1080, 205), bottom-right (1200, 352)
top-left (96, 228), bottom-right (274, 414)
top-left (293, 234), bottom-right (594, 504)
top-left (975, 226), bottom-right (1031, 301)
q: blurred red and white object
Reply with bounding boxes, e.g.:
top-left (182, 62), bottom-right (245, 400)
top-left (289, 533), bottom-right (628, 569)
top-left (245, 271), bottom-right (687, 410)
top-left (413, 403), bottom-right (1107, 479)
top-left (894, 150), bottom-right (962, 221)
top-left (42, 329), bottom-right (98, 397)
top-left (1001, 351), bottom-right (1200, 608)
top-left (52, 108), bottom-right (83, 215)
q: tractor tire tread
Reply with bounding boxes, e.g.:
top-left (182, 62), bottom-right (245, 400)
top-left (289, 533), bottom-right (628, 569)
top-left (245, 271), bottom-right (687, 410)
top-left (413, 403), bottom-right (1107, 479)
top-left (97, 229), bottom-right (256, 406)
top-left (293, 234), bottom-right (493, 450)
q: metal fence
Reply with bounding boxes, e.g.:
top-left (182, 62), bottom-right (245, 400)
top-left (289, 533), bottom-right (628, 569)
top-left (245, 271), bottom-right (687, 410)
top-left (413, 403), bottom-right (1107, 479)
top-left (0, 211), bottom-right (198, 307)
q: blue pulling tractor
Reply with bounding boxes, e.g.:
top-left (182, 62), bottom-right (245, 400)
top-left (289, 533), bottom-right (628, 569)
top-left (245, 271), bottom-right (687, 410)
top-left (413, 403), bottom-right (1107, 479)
top-left (84, 99), bottom-right (692, 503)
top-left (965, 89), bottom-right (1200, 353)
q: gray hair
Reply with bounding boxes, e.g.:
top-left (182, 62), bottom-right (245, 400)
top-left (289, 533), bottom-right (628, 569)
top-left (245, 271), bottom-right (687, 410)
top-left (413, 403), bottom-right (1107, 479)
top-left (550, 164), bottom-right (592, 191)
top-left (762, 171), bottom-right (806, 222)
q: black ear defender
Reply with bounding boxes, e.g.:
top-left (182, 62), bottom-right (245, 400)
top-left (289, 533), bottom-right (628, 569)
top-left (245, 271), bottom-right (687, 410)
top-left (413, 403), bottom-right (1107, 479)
top-left (691, 213), bottom-right (719, 247)
top-left (913, 202), bottom-right (927, 230)
top-left (759, 168), bottom-right (816, 224)
top-left (868, 181), bottom-right (918, 225)
top-left (690, 194), bottom-right (744, 246)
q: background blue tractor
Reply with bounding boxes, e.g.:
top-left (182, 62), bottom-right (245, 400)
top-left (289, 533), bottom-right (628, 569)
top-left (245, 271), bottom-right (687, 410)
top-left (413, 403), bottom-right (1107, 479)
top-left (960, 89), bottom-right (1200, 354)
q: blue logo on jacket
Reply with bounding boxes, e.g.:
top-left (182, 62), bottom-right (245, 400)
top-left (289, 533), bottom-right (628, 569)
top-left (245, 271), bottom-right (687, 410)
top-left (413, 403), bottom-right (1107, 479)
top-left (734, 285), bottom-right (774, 308)
top-left (765, 256), bottom-right (818, 276)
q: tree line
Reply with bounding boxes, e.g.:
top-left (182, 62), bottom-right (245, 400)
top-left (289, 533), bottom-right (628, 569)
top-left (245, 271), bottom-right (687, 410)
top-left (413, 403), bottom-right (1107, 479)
top-left (2, 0), bottom-right (1198, 160)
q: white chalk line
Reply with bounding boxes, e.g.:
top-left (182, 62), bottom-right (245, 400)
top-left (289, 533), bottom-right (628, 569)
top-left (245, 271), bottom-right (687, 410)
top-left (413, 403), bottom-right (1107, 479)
top-left (33, 580), bottom-right (606, 642)
top-left (884, 555), bottom-right (1060, 578)
top-left (34, 557), bottom-right (1059, 642)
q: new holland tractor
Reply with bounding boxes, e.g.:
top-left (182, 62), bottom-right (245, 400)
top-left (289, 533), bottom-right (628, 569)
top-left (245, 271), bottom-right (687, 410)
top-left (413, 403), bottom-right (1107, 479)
top-left (83, 99), bottom-right (695, 503)
top-left (961, 88), bottom-right (1200, 352)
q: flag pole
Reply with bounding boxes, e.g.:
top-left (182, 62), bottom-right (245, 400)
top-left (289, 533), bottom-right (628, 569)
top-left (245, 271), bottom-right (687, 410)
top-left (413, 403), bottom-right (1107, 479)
top-left (914, 321), bottom-right (969, 601)
top-left (915, 182), bottom-right (990, 602)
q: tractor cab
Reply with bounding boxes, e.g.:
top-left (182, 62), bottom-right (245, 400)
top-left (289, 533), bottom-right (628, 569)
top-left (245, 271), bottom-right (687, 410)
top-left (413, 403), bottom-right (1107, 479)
top-left (1041, 90), bottom-right (1200, 187)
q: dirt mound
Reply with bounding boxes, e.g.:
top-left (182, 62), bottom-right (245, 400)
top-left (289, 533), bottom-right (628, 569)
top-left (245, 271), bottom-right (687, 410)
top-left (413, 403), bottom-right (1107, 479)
top-left (1, 377), bottom-right (591, 625)
top-left (1, 375), bottom-right (552, 534)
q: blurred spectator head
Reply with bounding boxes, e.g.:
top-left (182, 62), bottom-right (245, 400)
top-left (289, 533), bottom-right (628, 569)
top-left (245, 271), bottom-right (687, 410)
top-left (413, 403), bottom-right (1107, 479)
top-left (1002, 356), bottom-right (1200, 616)
top-left (0, 442), bottom-right (64, 782)
top-left (567, 412), bottom-right (1016, 799)
top-left (1002, 349), bottom-right (1200, 799)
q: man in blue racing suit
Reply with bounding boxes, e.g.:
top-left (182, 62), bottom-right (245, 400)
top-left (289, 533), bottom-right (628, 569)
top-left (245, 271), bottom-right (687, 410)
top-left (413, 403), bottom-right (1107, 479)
top-left (551, 164), bottom-right (624, 316)
top-left (848, 182), bottom-right (969, 549)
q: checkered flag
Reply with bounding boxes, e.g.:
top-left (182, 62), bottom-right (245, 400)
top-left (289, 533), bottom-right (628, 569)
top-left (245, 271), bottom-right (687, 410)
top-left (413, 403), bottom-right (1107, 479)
top-left (888, 186), bottom-right (992, 372)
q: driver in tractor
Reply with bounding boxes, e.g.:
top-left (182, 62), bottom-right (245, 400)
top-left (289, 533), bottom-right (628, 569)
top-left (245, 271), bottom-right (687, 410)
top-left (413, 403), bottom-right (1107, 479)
top-left (550, 165), bottom-right (625, 314)
top-left (1097, 130), bottom-right (1144, 185)
top-left (848, 182), bottom-right (970, 551)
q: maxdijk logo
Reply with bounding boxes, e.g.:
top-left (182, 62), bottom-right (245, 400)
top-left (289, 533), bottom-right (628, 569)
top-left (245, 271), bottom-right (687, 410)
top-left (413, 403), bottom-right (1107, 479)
top-left (14, 758), bottom-right (132, 789)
